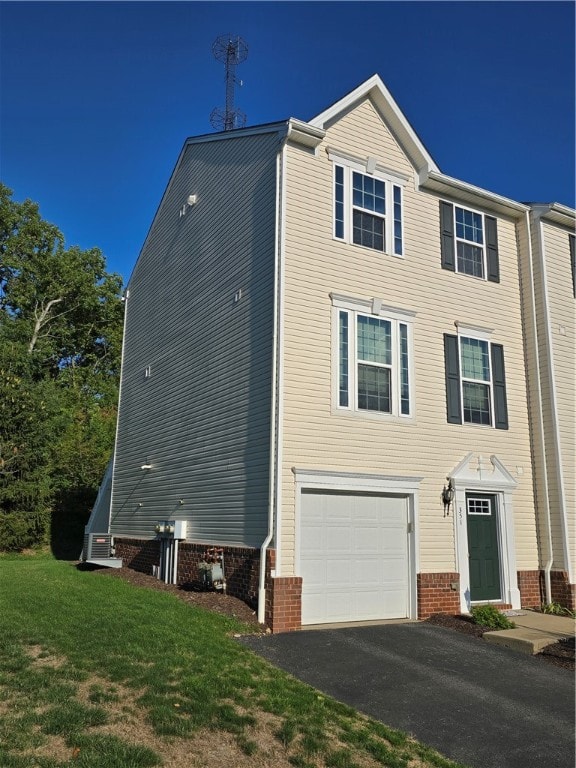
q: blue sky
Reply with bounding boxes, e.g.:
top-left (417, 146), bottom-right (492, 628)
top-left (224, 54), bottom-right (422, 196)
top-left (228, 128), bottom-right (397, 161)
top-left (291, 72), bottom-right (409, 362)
top-left (1, 1), bottom-right (574, 283)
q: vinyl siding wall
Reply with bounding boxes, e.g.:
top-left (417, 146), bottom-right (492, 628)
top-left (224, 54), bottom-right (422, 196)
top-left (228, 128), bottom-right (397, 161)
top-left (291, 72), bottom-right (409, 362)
top-left (110, 131), bottom-right (280, 546)
top-left (278, 98), bottom-right (537, 577)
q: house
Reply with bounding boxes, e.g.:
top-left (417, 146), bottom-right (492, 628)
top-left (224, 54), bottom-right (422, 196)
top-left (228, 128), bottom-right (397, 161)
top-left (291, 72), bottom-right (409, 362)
top-left (90, 75), bottom-right (575, 632)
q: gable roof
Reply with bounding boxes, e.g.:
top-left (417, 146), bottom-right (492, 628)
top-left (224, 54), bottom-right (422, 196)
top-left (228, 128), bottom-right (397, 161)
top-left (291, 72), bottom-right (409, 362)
top-left (308, 74), bottom-right (439, 176)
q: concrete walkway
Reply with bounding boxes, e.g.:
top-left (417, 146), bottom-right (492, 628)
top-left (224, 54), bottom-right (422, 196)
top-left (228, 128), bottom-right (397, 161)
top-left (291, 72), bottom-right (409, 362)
top-left (485, 609), bottom-right (575, 654)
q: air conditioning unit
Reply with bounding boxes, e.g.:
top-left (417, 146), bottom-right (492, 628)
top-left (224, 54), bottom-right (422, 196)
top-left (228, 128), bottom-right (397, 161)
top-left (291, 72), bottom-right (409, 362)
top-left (83, 532), bottom-right (112, 560)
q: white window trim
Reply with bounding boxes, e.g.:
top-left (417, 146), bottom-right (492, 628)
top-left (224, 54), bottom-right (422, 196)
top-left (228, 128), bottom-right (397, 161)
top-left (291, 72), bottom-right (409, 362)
top-left (456, 325), bottom-right (495, 428)
top-left (330, 152), bottom-right (406, 257)
top-left (453, 202), bottom-right (488, 280)
top-left (331, 295), bottom-right (415, 420)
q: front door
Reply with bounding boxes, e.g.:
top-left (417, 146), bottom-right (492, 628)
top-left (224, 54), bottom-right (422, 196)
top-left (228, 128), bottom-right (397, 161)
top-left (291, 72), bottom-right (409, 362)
top-left (466, 493), bottom-right (501, 601)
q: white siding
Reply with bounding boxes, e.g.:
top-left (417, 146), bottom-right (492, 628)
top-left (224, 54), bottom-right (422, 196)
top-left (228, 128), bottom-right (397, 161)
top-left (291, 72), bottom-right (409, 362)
top-left (279, 98), bottom-right (537, 577)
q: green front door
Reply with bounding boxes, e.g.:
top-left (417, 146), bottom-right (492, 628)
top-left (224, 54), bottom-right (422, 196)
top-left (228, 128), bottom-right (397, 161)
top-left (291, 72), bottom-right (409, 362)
top-left (466, 494), bottom-right (501, 602)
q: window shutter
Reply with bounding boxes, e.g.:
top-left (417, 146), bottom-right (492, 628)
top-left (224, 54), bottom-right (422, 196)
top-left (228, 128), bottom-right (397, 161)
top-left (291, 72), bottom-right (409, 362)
top-left (491, 343), bottom-right (508, 430)
top-left (570, 234), bottom-right (575, 298)
top-left (444, 334), bottom-right (461, 423)
top-left (485, 216), bottom-right (500, 283)
top-left (440, 202), bottom-right (455, 271)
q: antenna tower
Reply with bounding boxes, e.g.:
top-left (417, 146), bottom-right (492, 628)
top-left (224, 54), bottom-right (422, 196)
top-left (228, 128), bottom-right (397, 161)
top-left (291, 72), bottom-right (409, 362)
top-left (210, 35), bottom-right (248, 132)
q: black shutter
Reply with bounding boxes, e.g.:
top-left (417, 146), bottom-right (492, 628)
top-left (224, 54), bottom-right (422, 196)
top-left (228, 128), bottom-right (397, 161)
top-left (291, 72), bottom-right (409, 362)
top-left (491, 343), bottom-right (508, 430)
top-left (444, 334), bottom-right (461, 423)
top-left (485, 216), bottom-right (500, 283)
top-left (440, 201), bottom-right (455, 272)
top-left (570, 234), bottom-right (575, 299)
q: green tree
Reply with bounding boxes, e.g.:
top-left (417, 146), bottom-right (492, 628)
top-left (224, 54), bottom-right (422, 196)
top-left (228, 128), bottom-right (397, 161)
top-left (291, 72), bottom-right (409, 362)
top-left (0, 184), bottom-right (124, 551)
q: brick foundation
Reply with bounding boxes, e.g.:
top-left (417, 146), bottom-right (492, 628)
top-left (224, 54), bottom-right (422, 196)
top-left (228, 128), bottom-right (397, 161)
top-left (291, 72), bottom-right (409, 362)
top-left (550, 571), bottom-right (576, 611)
top-left (517, 569), bottom-right (575, 611)
top-left (417, 572), bottom-right (461, 619)
top-left (517, 570), bottom-right (544, 609)
top-left (114, 537), bottom-right (263, 611)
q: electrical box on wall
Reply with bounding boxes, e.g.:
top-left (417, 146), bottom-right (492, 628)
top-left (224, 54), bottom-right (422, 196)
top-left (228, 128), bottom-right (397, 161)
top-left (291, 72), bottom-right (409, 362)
top-left (173, 520), bottom-right (187, 539)
top-left (154, 520), bottom-right (187, 539)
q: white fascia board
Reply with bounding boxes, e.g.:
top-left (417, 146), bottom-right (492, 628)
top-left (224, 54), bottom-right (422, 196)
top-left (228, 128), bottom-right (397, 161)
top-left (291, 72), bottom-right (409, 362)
top-left (420, 170), bottom-right (529, 219)
top-left (309, 74), bottom-right (439, 175)
top-left (286, 119), bottom-right (325, 149)
top-left (531, 203), bottom-right (575, 230)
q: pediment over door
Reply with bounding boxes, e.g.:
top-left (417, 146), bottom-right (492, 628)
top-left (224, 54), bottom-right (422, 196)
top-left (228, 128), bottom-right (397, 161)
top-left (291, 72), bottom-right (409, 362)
top-left (449, 453), bottom-right (517, 491)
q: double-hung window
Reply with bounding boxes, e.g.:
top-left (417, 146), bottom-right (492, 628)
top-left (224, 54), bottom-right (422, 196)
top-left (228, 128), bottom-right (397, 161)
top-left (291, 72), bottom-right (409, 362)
top-left (332, 153), bottom-right (406, 256)
top-left (444, 327), bottom-right (508, 429)
top-left (440, 201), bottom-right (500, 282)
top-left (334, 295), bottom-right (414, 417)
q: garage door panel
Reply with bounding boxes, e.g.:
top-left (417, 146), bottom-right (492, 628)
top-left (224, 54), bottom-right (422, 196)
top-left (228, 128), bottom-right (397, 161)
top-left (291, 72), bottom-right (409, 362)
top-left (326, 526), bottom-right (354, 552)
top-left (300, 492), bottom-right (411, 625)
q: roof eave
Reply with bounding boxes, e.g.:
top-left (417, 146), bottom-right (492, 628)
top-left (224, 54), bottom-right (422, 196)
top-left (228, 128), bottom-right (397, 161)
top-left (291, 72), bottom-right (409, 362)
top-left (420, 169), bottom-right (529, 219)
top-left (530, 202), bottom-right (575, 229)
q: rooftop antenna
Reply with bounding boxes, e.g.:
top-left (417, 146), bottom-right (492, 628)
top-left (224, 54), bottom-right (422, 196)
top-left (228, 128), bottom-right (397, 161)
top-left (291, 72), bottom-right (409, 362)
top-left (210, 34), bottom-right (248, 132)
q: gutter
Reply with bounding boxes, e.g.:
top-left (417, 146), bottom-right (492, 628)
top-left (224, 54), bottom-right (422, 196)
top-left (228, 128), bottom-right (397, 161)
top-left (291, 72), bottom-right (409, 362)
top-left (258, 141), bottom-right (286, 624)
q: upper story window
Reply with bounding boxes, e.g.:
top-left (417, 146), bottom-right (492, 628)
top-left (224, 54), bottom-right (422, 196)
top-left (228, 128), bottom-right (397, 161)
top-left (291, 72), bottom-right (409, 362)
top-left (444, 326), bottom-right (508, 429)
top-left (440, 201), bottom-right (500, 283)
top-left (332, 295), bottom-right (414, 417)
top-left (331, 153), bottom-right (406, 257)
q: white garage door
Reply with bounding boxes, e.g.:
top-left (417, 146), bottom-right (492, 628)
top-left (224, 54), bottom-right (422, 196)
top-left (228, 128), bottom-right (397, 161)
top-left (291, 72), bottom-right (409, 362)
top-left (300, 491), bottom-right (410, 625)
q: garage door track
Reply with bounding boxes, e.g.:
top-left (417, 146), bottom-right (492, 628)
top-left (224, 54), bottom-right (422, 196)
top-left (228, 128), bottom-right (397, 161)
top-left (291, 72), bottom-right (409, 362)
top-left (241, 623), bottom-right (574, 768)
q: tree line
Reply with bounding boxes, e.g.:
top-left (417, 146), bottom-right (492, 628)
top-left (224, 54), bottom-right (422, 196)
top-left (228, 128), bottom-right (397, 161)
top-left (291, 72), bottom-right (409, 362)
top-left (0, 184), bottom-right (124, 553)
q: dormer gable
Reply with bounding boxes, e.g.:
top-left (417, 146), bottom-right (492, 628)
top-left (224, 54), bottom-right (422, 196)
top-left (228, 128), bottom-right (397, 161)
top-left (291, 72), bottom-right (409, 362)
top-left (309, 74), bottom-right (439, 177)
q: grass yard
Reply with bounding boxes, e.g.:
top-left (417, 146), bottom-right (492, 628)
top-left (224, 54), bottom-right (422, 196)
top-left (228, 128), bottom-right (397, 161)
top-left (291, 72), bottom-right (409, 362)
top-left (0, 552), bottom-right (467, 768)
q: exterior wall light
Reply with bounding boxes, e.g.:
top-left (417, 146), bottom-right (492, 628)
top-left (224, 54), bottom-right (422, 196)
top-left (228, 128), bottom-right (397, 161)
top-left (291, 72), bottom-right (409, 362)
top-left (442, 477), bottom-right (455, 517)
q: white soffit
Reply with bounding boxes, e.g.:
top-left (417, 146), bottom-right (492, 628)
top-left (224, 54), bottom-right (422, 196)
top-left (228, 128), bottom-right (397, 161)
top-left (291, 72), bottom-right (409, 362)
top-left (308, 74), bottom-right (439, 176)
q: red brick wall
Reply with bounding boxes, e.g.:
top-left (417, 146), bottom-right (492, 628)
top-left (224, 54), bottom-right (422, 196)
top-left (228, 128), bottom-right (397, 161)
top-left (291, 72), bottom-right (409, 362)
top-left (417, 572), bottom-right (460, 618)
top-left (518, 569), bottom-right (575, 611)
top-left (114, 538), bottom-right (160, 574)
top-left (550, 571), bottom-right (576, 611)
top-left (517, 570), bottom-right (543, 608)
top-left (265, 576), bottom-right (303, 633)
top-left (113, 537), bottom-right (264, 615)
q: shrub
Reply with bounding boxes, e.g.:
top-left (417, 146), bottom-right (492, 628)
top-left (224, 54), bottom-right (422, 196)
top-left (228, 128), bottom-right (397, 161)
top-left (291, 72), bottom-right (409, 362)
top-left (470, 605), bottom-right (515, 630)
top-left (541, 602), bottom-right (576, 619)
top-left (0, 509), bottom-right (50, 551)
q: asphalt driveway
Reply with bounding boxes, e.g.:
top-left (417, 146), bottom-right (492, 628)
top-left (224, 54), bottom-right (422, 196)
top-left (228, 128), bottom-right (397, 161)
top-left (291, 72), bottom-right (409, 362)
top-left (241, 623), bottom-right (574, 768)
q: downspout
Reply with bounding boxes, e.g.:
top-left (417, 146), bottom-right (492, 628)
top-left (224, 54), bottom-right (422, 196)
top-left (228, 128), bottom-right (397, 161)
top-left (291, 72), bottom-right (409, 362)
top-left (525, 212), bottom-right (553, 603)
top-left (258, 138), bottom-right (286, 624)
top-left (534, 212), bottom-right (572, 587)
top-left (108, 287), bottom-right (130, 539)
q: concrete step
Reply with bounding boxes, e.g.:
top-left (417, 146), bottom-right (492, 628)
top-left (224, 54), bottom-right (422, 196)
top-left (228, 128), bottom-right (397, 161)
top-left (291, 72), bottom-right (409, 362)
top-left (483, 610), bottom-right (575, 655)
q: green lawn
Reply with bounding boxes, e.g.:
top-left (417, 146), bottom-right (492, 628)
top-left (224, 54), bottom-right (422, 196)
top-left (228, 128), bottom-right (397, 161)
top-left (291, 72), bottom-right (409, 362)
top-left (0, 552), bottom-right (467, 768)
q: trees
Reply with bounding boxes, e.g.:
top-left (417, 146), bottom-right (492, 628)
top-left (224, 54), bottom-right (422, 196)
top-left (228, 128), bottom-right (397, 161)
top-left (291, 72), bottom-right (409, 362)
top-left (0, 184), bottom-right (124, 551)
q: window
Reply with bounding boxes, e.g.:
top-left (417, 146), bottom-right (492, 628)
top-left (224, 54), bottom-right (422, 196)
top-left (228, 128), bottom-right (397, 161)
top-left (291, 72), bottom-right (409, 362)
top-left (336, 303), bottom-right (412, 416)
top-left (440, 201), bottom-right (499, 282)
top-left (444, 332), bottom-right (508, 429)
top-left (333, 159), bottom-right (404, 256)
